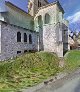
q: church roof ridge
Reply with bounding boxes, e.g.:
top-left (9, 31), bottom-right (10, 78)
top-left (5, 1), bottom-right (33, 18)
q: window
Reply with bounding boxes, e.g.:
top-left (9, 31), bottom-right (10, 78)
top-left (17, 51), bottom-right (21, 54)
top-left (40, 2), bottom-right (41, 7)
top-left (38, 0), bottom-right (41, 7)
top-left (44, 13), bottom-right (50, 24)
top-left (64, 30), bottom-right (66, 35)
top-left (24, 50), bottom-right (27, 53)
top-left (24, 33), bottom-right (27, 42)
top-left (38, 15), bottom-right (42, 26)
top-left (17, 32), bottom-right (21, 42)
top-left (29, 50), bottom-right (33, 52)
top-left (70, 46), bottom-right (72, 50)
top-left (29, 34), bottom-right (32, 44)
top-left (64, 30), bottom-right (68, 35)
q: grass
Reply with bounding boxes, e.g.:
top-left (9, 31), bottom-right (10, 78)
top-left (64, 50), bottom-right (80, 71)
top-left (0, 52), bottom-right (59, 92)
top-left (1, 50), bottom-right (80, 92)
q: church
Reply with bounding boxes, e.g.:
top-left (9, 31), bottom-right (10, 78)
top-left (0, 0), bottom-right (69, 61)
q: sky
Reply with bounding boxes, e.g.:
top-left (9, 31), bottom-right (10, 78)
top-left (1, 0), bottom-right (80, 31)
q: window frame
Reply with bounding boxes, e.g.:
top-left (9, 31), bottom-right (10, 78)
top-left (29, 34), bottom-right (32, 44)
top-left (24, 33), bottom-right (27, 43)
top-left (17, 32), bottom-right (21, 42)
top-left (17, 51), bottom-right (21, 54)
top-left (44, 13), bottom-right (50, 24)
top-left (24, 50), bottom-right (27, 53)
top-left (38, 0), bottom-right (41, 7)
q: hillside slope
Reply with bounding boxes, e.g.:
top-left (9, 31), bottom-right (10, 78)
top-left (0, 52), bottom-right (59, 92)
top-left (64, 50), bottom-right (80, 71)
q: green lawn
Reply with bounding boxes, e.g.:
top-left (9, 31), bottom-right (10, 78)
top-left (0, 52), bottom-right (59, 92)
top-left (64, 50), bottom-right (80, 71)
top-left (1, 50), bottom-right (80, 92)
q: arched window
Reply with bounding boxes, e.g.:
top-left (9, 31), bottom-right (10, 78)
top-left (17, 32), bottom-right (21, 42)
top-left (29, 34), bottom-right (32, 44)
top-left (24, 33), bottom-right (27, 42)
top-left (38, 15), bottom-right (42, 26)
top-left (38, 0), bottom-right (41, 7)
top-left (44, 13), bottom-right (50, 24)
top-left (17, 51), bottom-right (21, 54)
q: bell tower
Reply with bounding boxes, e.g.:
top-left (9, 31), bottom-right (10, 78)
top-left (28, 0), bottom-right (38, 16)
top-left (28, 0), bottom-right (48, 16)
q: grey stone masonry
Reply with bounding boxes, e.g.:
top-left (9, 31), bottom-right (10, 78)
top-left (0, 21), bottom-right (38, 61)
top-left (0, 0), bottom-right (69, 60)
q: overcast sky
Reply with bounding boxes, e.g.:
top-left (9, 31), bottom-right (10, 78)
top-left (1, 0), bottom-right (80, 31)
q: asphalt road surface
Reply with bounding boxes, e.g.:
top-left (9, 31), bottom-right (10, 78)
top-left (35, 70), bottom-right (80, 92)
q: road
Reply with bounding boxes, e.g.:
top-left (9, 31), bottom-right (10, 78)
top-left (35, 70), bottom-right (80, 92)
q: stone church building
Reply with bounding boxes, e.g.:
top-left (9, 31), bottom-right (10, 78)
top-left (0, 0), bottom-right (69, 61)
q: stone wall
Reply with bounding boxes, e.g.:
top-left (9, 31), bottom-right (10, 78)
top-left (34, 3), bottom-right (65, 57)
top-left (62, 23), bottom-right (68, 54)
top-left (43, 24), bottom-right (57, 52)
top-left (28, 0), bottom-right (48, 16)
top-left (0, 22), bottom-right (1, 53)
top-left (0, 21), bottom-right (38, 61)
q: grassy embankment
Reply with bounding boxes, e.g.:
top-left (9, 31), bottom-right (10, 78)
top-left (0, 52), bottom-right (59, 92)
top-left (64, 50), bottom-right (80, 71)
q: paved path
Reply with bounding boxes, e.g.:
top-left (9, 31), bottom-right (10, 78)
top-left (35, 69), bottom-right (80, 92)
top-left (22, 69), bottom-right (80, 92)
